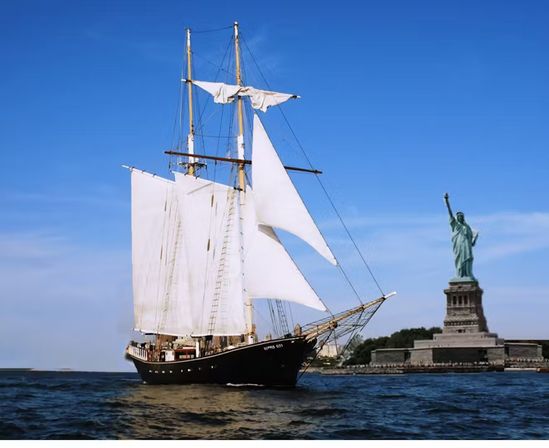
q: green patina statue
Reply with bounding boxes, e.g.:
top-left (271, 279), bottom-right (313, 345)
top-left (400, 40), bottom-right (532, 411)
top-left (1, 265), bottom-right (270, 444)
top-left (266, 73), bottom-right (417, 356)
top-left (444, 193), bottom-right (479, 282)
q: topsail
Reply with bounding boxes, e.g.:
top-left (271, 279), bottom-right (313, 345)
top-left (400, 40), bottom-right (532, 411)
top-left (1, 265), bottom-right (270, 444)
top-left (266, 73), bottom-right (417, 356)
top-left (187, 79), bottom-right (299, 112)
top-left (251, 115), bottom-right (337, 266)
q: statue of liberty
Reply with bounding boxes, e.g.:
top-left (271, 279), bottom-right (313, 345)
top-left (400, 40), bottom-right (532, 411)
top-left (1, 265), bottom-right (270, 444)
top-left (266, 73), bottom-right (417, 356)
top-left (444, 193), bottom-right (479, 282)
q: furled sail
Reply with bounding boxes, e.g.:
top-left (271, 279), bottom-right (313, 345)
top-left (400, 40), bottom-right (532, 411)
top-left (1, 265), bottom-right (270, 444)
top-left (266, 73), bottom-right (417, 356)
top-left (188, 79), bottom-right (298, 112)
top-left (251, 115), bottom-right (337, 265)
top-left (130, 169), bottom-right (193, 336)
top-left (174, 172), bottom-right (247, 336)
top-left (189, 80), bottom-right (241, 105)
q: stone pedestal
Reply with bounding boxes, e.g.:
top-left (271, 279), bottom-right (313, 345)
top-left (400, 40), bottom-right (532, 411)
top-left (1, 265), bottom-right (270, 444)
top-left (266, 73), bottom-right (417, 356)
top-left (409, 280), bottom-right (504, 365)
top-left (443, 281), bottom-right (488, 334)
top-left (370, 278), bottom-right (544, 368)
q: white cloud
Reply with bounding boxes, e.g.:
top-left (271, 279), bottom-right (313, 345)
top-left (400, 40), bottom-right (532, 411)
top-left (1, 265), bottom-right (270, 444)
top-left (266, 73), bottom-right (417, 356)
top-left (474, 212), bottom-right (549, 261)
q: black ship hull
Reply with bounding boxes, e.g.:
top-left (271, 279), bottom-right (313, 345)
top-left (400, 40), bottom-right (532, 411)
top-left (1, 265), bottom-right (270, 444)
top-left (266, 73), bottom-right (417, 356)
top-left (128, 336), bottom-right (316, 387)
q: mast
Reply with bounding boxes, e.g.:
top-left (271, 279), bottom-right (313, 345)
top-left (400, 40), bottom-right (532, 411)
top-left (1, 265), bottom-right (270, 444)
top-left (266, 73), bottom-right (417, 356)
top-left (186, 28), bottom-right (195, 176)
top-left (234, 21), bottom-right (254, 343)
top-left (234, 22), bottom-right (246, 190)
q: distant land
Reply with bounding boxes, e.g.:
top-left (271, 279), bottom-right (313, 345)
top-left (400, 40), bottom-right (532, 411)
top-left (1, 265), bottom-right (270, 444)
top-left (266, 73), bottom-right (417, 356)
top-left (343, 327), bottom-right (443, 365)
top-left (0, 368), bottom-right (33, 371)
top-left (0, 368), bottom-right (75, 372)
top-left (313, 328), bottom-right (549, 367)
top-left (0, 368), bottom-right (137, 374)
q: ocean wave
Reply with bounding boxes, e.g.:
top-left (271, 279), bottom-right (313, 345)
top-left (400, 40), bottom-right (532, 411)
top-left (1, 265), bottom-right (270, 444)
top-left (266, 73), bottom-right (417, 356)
top-left (1, 371), bottom-right (548, 439)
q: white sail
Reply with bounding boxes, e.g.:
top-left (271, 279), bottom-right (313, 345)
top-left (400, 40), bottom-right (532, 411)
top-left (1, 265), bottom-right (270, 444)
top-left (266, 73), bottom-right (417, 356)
top-left (174, 172), bottom-right (247, 336)
top-left (242, 191), bottom-right (327, 311)
top-left (251, 115), bottom-right (337, 265)
top-left (130, 135), bottom-right (331, 337)
top-left (189, 79), bottom-right (298, 112)
top-left (189, 80), bottom-right (241, 105)
top-left (244, 87), bottom-right (298, 112)
top-left (130, 169), bottom-right (193, 336)
top-left (173, 173), bottom-right (326, 315)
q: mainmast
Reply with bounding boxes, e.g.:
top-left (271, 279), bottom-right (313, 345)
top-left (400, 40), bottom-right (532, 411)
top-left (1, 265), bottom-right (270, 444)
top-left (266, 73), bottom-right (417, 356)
top-left (234, 21), bottom-right (254, 343)
top-left (186, 28), bottom-right (195, 176)
top-left (234, 22), bottom-right (246, 190)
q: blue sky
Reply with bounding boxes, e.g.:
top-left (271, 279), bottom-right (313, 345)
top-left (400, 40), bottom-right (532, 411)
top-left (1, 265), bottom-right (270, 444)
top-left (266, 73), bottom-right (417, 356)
top-left (1, 0), bottom-right (548, 371)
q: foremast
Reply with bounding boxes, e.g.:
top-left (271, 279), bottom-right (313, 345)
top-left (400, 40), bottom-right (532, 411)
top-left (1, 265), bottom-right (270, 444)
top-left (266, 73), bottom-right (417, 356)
top-left (233, 21), bottom-right (255, 344)
top-left (154, 28), bottom-right (196, 350)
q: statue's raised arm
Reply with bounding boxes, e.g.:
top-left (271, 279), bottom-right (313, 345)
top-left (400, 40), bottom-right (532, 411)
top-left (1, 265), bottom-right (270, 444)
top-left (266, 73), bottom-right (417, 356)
top-left (444, 192), bottom-right (454, 220)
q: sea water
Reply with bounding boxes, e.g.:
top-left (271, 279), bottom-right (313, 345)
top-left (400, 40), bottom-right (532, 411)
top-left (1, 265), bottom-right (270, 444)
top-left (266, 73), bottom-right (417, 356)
top-left (1, 370), bottom-right (548, 439)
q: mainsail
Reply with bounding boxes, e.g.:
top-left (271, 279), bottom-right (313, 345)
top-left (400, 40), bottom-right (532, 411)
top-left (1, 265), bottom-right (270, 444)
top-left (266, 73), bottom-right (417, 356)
top-left (172, 172), bottom-right (327, 320)
top-left (129, 164), bottom-right (328, 338)
top-left (173, 172), bottom-right (246, 336)
top-left (130, 169), bottom-right (192, 336)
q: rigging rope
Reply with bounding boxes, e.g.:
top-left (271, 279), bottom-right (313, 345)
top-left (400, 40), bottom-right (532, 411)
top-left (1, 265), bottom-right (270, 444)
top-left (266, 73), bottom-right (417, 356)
top-left (192, 52), bottom-right (234, 77)
top-left (240, 33), bottom-right (386, 299)
top-left (239, 40), bottom-right (335, 317)
top-left (190, 25), bottom-right (233, 34)
top-left (169, 47), bottom-right (187, 157)
top-left (194, 35), bottom-right (233, 143)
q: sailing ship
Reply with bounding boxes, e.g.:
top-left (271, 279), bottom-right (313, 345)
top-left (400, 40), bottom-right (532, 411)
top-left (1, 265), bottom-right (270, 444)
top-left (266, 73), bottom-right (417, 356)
top-left (125, 23), bottom-right (395, 386)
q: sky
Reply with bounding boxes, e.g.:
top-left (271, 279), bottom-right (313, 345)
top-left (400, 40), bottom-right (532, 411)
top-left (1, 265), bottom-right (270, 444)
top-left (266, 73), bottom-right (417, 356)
top-left (1, 0), bottom-right (548, 371)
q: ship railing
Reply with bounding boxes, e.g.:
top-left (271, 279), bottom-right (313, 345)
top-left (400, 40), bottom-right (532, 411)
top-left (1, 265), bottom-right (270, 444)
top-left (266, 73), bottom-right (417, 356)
top-left (128, 345), bottom-right (148, 361)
